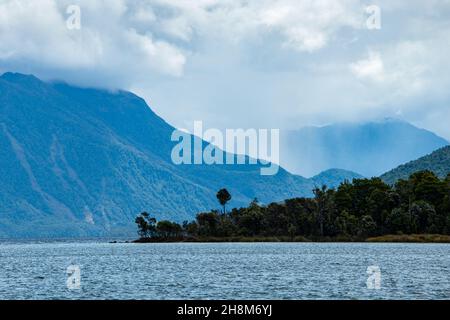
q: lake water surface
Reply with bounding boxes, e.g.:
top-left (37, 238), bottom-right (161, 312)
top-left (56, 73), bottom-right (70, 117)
top-left (0, 242), bottom-right (448, 300)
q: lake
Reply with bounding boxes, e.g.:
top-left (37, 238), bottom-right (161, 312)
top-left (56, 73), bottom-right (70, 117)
top-left (0, 242), bottom-right (448, 300)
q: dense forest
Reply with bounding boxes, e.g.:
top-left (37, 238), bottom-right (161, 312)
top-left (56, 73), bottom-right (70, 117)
top-left (135, 170), bottom-right (450, 242)
top-left (381, 146), bottom-right (450, 185)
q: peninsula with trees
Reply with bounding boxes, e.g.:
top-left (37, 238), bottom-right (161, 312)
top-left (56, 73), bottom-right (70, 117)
top-left (135, 170), bottom-right (450, 243)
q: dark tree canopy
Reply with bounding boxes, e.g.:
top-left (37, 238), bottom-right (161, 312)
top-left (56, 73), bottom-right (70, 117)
top-left (136, 171), bottom-right (450, 241)
top-left (216, 188), bottom-right (232, 214)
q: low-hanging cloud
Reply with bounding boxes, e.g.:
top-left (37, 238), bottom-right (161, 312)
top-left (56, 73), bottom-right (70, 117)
top-left (0, 0), bottom-right (186, 87)
top-left (1, 0), bottom-right (450, 140)
top-left (0, 0), bottom-right (365, 84)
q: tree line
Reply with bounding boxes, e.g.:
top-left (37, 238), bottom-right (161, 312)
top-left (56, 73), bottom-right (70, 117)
top-left (135, 171), bottom-right (450, 241)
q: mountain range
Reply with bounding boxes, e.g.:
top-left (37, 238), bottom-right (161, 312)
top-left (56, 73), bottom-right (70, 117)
top-left (381, 146), bottom-right (450, 185)
top-left (0, 72), bottom-right (360, 238)
top-left (0, 72), bottom-right (447, 238)
top-left (280, 120), bottom-right (449, 177)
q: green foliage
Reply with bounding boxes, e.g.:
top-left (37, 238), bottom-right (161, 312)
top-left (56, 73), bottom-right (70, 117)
top-left (134, 212), bottom-right (156, 238)
top-left (381, 146), bottom-right (450, 185)
top-left (156, 220), bottom-right (183, 239)
top-left (386, 208), bottom-right (411, 234)
top-left (358, 215), bottom-right (377, 237)
top-left (136, 173), bottom-right (450, 241)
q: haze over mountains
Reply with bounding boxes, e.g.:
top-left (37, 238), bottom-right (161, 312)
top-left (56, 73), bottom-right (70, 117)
top-left (0, 73), bottom-right (447, 238)
top-left (280, 121), bottom-right (449, 177)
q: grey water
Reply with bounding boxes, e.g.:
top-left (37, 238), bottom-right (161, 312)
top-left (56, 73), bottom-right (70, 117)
top-left (0, 242), bottom-right (448, 300)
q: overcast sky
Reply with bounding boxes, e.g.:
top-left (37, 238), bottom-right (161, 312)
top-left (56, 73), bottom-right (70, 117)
top-left (1, 0), bottom-right (450, 139)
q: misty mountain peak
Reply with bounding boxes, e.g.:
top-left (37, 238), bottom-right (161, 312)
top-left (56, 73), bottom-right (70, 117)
top-left (1, 72), bottom-right (41, 84)
top-left (280, 121), bottom-right (449, 177)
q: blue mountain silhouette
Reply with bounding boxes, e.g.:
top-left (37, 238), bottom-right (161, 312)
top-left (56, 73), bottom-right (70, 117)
top-left (0, 73), bottom-right (321, 238)
top-left (280, 120), bottom-right (449, 177)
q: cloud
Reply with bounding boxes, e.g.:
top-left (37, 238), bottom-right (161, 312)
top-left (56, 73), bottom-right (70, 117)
top-left (350, 51), bottom-right (385, 82)
top-left (0, 0), bottom-right (364, 82)
top-left (0, 0), bottom-right (186, 87)
top-left (0, 0), bottom-right (450, 140)
top-left (259, 0), bottom-right (364, 52)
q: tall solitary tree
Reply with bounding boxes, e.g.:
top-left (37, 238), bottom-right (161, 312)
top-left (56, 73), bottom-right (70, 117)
top-left (134, 212), bottom-right (157, 239)
top-left (216, 188), bottom-right (232, 214)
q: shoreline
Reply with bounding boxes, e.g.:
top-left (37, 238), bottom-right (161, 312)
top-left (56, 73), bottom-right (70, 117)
top-left (132, 234), bottom-right (450, 244)
top-left (1, 234), bottom-right (449, 244)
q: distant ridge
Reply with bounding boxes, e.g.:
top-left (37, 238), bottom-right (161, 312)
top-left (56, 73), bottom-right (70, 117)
top-left (381, 146), bottom-right (450, 184)
top-left (280, 120), bottom-right (449, 177)
top-left (311, 169), bottom-right (364, 189)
